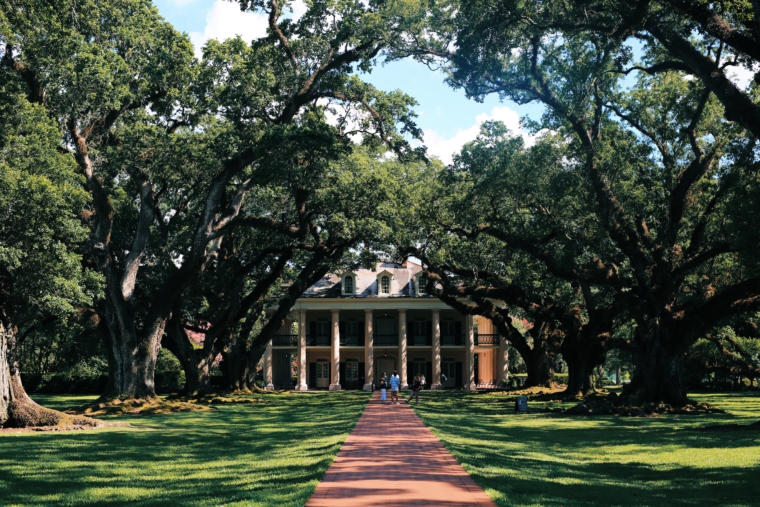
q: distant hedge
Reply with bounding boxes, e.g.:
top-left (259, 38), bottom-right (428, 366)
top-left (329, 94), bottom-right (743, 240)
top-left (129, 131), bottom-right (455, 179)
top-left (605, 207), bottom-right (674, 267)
top-left (24, 370), bottom-right (185, 394)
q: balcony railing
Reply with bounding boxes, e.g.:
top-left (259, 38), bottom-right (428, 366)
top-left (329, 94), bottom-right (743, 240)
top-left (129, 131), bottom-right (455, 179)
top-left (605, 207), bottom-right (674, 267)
top-left (475, 333), bottom-right (501, 346)
top-left (374, 334), bottom-right (398, 346)
top-left (441, 334), bottom-right (464, 346)
top-left (410, 335), bottom-right (430, 346)
top-left (306, 335), bottom-right (330, 346)
top-left (340, 335), bottom-right (364, 346)
top-left (272, 334), bottom-right (298, 346)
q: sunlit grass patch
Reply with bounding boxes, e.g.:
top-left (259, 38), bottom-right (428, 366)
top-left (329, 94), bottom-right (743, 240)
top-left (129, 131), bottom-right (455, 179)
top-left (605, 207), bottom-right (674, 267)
top-left (412, 390), bottom-right (760, 507)
top-left (0, 391), bottom-right (370, 507)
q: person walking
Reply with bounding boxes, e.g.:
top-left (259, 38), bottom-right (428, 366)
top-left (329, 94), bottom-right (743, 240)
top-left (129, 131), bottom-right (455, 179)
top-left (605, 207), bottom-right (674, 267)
top-left (420, 373), bottom-right (426, 390)
top-left (389, 370), bottom-right (401, 404)
top-left (379, 372), bottom-right (388, 404)
top-left (407, 375), bottom-right (422, 404)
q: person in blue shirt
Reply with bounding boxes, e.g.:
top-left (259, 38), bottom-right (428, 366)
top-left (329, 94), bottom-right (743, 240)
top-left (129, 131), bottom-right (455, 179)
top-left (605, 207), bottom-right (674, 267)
top-left (389, 370), bottom-right (401, 404)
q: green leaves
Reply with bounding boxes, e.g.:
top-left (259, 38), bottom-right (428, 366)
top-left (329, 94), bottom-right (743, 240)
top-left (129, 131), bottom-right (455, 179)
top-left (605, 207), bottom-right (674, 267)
top-left (0, 95), bottom-right (102, 317)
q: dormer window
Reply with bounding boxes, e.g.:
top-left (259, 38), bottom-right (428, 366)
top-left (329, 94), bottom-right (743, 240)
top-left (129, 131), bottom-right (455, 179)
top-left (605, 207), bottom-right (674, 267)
top-left (414, 271), bottom-right (430, 296)
top-left (380, 275), bottom-right (390, 294)
top-left (342, 273), bottom-right (357, 296)
top-left (418, 274), bottom-right (428, 295)
top-left (375, 269), bottom-right (394, 296)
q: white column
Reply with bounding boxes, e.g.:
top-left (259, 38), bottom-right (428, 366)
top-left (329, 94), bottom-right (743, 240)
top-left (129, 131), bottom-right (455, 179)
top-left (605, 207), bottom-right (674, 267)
top-left (464, 314), bottom-right (476, 390)
top-left (264, 339), bottom-right (274, 390)
top-left (363, 309), bottom-right (374, 391)
top-left (498, 332), bottom-right (509, 385)
top-left (329, 309), bottom-right (341, 391)
top-left (431, 309), bottom-right (442, 389)
top-left (296, 310), bottom-right (308, 390)
top-left (398, 309), bottom-right (408, 390)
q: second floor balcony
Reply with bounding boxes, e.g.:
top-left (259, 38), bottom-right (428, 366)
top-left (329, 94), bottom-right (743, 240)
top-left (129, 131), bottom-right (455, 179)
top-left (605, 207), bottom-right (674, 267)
top-left (475, 333), bottom-right (501, 346)
top-left (305, 334), bottom-right (365, 346)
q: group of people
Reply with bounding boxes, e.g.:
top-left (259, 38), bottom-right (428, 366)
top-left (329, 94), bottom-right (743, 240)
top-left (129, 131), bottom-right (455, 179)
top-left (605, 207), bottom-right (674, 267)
top-left (377, 371), bottom-right (430, 405)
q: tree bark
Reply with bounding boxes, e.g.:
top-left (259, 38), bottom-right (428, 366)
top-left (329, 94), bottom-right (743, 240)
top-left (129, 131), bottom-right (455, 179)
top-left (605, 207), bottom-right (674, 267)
top-left (164, 316), bottom-right (215, 397)
top-left (623, 325), bottom-right (689, 406)
top-left (523, 347), bottom-right (555, 388)
top-left (562, 339), bottom-right (595, 396)
top-left (100, 310), bottom-right (162, 400)
top-left (1, 322), bottom-right (102, 427)
top-left (0, 328), bottom-right (9, 425)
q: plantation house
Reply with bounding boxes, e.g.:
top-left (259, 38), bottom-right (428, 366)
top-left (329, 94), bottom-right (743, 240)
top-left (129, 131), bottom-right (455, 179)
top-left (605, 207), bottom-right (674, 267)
top-left (263, 260), bottom-right (509, 390)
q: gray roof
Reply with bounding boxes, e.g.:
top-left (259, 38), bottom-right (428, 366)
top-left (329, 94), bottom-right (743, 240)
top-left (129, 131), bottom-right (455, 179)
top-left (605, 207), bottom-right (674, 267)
top-left (301, 261), bottom-right (430, 298)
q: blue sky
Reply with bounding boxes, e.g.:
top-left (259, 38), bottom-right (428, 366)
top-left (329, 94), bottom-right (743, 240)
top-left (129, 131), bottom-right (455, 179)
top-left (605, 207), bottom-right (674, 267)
top-left (152, 0), bottom-right (543, 163)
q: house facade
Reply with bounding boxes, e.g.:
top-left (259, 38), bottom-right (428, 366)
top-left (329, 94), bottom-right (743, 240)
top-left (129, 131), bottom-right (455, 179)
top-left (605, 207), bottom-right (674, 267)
top-left (263, 260), bottom-right (509, 390)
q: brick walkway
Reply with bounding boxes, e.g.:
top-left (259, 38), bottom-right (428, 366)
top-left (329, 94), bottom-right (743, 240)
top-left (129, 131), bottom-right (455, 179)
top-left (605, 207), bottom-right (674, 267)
top-left (306, 392), bottom-right (497, 507)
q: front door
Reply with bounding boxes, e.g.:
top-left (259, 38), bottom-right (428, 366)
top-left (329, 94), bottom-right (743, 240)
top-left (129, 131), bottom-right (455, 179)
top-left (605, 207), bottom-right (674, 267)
top-left (442, 360), bottom-right (456, 388)
top-left (375, 358), bottom-right (395, 386)
top-left (344, 359), bottom-right (359, 389)
top-left (275, 351), bottom-right (294, 389)
top-left (315, 359), bottom-right (329, 388)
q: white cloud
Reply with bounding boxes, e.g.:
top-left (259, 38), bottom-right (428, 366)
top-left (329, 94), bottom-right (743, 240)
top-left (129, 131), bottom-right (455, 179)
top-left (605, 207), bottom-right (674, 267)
top-left (189, 0), bottom-right (309, 58)
top-left (422, 106), bottom-right (534, 165)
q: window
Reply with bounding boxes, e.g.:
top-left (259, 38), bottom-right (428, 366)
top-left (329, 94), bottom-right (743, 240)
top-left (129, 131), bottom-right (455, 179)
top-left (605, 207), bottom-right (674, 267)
top-left (344, 276), bottom-right (354, 294)
top-left (418, 274), bottom-right (428, 295)
top-left (380, 275), bottom-right (390, 294)
top-left (316, 320), bottom-right (330, 336)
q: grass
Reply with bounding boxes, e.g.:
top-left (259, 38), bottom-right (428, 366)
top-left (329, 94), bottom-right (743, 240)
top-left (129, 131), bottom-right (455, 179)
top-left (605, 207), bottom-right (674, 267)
top-left (3, 390), bottom-right (759, 507)
top-left (0, 391), bottom-right (370, 507)
top-left (411, 390), bottom-right (760, 507)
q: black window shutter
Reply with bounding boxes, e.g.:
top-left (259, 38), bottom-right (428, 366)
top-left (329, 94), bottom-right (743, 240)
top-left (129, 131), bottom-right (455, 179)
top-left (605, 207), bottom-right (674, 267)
top-left (407, 361), bottom-right (413, 386)
top-left (456, 362), bottom-right (463, 388)
top-left (455, 321), bottom-right (462, 338)
top-left (310, 321), bottom-right (317, 336)
top-left (309, 363), bottom-right (317, 388)
top-left (359, 362), bottom-right (365, 386)
top-left (339, 362), bottom-right (346, 385)
top-left (426, 361), bottom-right (432, 389)
top-left (339, 321), bottom-right (345, 339)
top-left (426, 321), bottom-right (432, 340)
top-left (359, 323), bottom-right (365, 339)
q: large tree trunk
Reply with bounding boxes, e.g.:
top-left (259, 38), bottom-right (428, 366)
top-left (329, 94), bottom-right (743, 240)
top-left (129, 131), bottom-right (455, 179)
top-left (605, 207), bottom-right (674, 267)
top-left (563, 345), bottom-right (595, 396)
top-left (624, 325), bottom-right (689, 406)
top-left (0, 328), bottom-right (9, 425)
top-left (100, 311), bottom-right (162, 400)
top-left (523, 348), bottom-right (555, 388)
top-left (520, 324), bottom-right (562, 388)
top-left (1, 322), bottom-right (102, 427)
top-left (164, 316), bottom-right (214, 397)
top-left (226, 337), bottom-right (251, 391)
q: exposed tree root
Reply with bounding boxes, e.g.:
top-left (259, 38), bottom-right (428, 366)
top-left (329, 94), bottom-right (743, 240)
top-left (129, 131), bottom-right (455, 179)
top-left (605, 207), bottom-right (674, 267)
top-left (170, 393), bottom-right (266, 404)
top-left (500, 386), bottom-right (567, 398)
top-left (3, 374), bottom-right (108, 429)
top-left (66, 397), bottom-right (214, 417)
top-left (565, 393), bottom-right (724, 416)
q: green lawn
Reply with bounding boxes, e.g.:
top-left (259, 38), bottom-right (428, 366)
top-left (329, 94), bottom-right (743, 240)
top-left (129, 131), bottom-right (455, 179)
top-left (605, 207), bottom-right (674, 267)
top-left (412, 391), bottom-right (760, 507)
top-left (0, 392), bottom-right (370, 507)
top-left (3, 391), bottom-right (759, 507)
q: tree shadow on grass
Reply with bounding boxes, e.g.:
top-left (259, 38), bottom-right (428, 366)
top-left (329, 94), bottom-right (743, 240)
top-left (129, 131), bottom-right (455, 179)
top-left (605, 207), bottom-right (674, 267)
top-left (1, 392), bottom-right (371, 507)
top-left (413, 392), bottom-right (760, 507)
